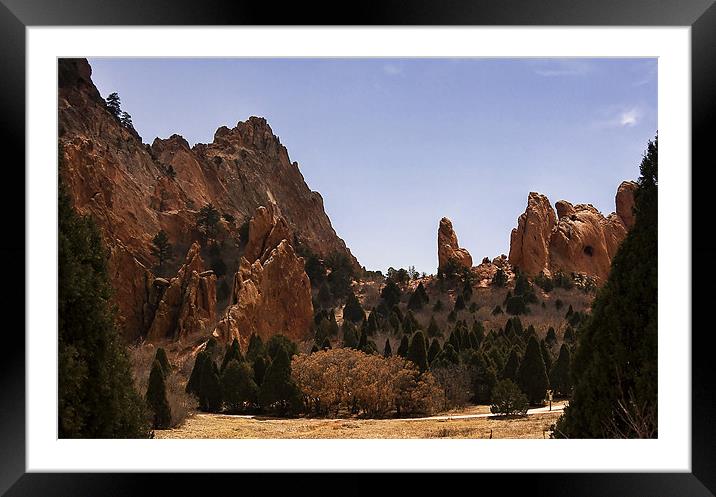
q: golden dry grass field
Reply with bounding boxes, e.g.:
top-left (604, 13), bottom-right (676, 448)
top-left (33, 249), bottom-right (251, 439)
top-left (155, 402), bottom-right (566, 439)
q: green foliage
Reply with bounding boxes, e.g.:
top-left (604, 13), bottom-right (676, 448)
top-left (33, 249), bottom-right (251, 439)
top-left (146, 360), bottom-right (171, 429)
top-left (402, 310), bottom-right (420, 335)
top-left (321, 337), bottom-right (332, 350)
top-left (490, 379), bottom-right (529, 416)
top-left (396, 335), bottom-right (409, 358)
top-left (549, 344), bottom-right (572, 397)
top-left (433, 343), bottom-right (460, 367)
top-left (120, 111), bottom-right (134, 129)
top-left (380, 280), bottom-right (402, 309)
top-left (317, 281), bottom-right (333, 307)
top-left (58, 184), bottom-right (149, 438)
top-left (266, 334), bottom-right (298, 360)
top-left (186, 351), bottom-right (208, 397)
top-left (492, 305), bottom-right (503, 315)
top-left (105, 92), bottom-right (121, 118)
top-left (447, 310), bottom-right (457, 323)
top-left (151, 230), bottom-right (173, 275)
top-left (245, 333), bottom-right (266, 363)
top-left (491, 268), bottom-right (507, 287)
top-left (196, 203), bottom-right (220, 239)
top-left (432, 299), bottom-right (444, 312)
top-left (501, 349), bottom-right (521, 382)
top-left (454, 294), bottom-right (466, 311)
top-left (364, 310), bottom-right (379, 336)
top-left (407, 282), bottom-right (429, 311)
top-left (220, 338), bottom-right (244, 372)
top-left (427, 338), bottom-right (441, 364)
top-left (305, 255), bottom-right (327, 289)
top-left (534, 272), bottom-right (554, 292)
top-left (407, 331), bottom-right (428, 372)
top-left (462, 281), bottom-right (473, 302)
top-left (505, 295), bottom-right (528, 315)
top-left (545, 327), bottom-right (557, 348)
top-left (198, 359), bottom-right (222, 413)
top-left (258, 347), bottom-right (303, 415)
top-left (517, 335), bottom-right (549, 405)
top-left (557, 137), bottom-right (657, 439)
top-left (343, 291), bottom-right (365, 323)
top-left (426, 315), bottom-right (441, 338)
top-left (342, 320), bottom-right (359, 348)
top-left (383, 338), bottom-right (392, 357)
top-left (540, 339), bottom-right (553, 373)
top-left (325, 252), bottom-right (354, 299)
top-left (154, 347), bottom-right (171, 377)
top-left (221, 360), bottom-right (259, 412)
top-left (253, 355), bottom-right (269, 386)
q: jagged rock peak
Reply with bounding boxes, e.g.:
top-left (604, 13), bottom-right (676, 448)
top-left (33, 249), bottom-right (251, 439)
top-left (437, 217), bottom-right (473, 272)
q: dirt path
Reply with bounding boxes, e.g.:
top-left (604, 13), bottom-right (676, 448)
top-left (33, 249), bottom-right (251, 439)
top-left (155, 402), bottom-right (567, 439)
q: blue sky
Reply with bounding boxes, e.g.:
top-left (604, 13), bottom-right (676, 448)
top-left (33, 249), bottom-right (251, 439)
top-left (87, 58), bottom-right (657, 275)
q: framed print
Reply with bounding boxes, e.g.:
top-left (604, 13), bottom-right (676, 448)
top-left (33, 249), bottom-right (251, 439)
top-left (3, 0), bottom-right (715, 495)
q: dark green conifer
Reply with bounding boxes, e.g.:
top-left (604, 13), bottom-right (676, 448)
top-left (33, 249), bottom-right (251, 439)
top-left (517, 335), bottom-right (549, 405)
top-left (406, 331), bottom-right (428, 372)
top-left (146, 360), bottom-right (171, 429)
top-left (396, 335), bottom-right (409, 358)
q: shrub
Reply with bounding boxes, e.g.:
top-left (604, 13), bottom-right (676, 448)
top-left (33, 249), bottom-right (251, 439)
top-left (221, 360), bottom-right (259, 412)
top-left (258, 347), bottom-right (303, 415)
top-left (505, 295), bottom-right (528, 315)
top-left (492, 268), bottom-right (507, 287)
top-left (490, 380), bottom-right (529, 416)
top-left (343, 291), bottom-right (365, 323)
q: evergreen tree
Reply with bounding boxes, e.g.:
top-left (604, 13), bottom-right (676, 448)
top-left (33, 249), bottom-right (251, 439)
top-left (154, 347), bottom-right (171, 377)
top-left (150, 231), bottom-right (174, 275)
top-left (492, 267), bottom-right (507, 287)
top-left (267, 335), bottom-right (298, 359)
top-left (364, 310), bottom-right (379, 336)
top-left (253, 355), bottom-right (269, 386)
top-left (310, 343), bottom-right (320, 354)
top-left (325, 252), bottom-right (354, 299)
top-left (58, 183), bottom-right (149, 438)
top-left (492, 305), bottom-right (503, 315)
top-left (549, 344), bottom-right (572, 397)
top-left (517, 335), bottom-right (550, 405)
top-left (505, 295), bottom-right (527, 315)
top-left (380, 280), bottom-right (402, 308)
top-left (258, 347), bottom-right (303, 415)
top-left (545, 327), bottom-right (558, 348)
top-left (433, 343), bottom-right (460, 367)
top-left (564, 326), bottom-right (577, 347)
top-left (245, 333), bottom-right (265, 363)
top-left (396, 335), bottom-right (409, 358)
top-left (462, 280), bottom-right (473, 302)
top-left (321, 337), bottom-right (332, 350)
top-left (426, 315), bottom-right (441, 338)
top-left (557, 137), bottom-right (657, 439)
top-left (433, 299), bottom-right (444, 312)
top-left (221, 360), bottom-right (259, 412)
top-left (540, 339), bottom-right (553, 373)
top-left (501, 349), bottom-right (521, 382)
top-left (427, 338), bottom-right (441, 364)
top-left (447, 310), bottom-right (457, 323)
top-left (407, 282), bottom-right (429, 311)
top-left (454, 294), bottom-right (466, 311)
top-left (196, 202), bottom-right (220, 239)
top-left (406, 331), bottom-right (428, 372)
top-left (105, 92), bottom-right (121, 118)
top-left (317, 281), bottom-right (333, 308)
top-left (120, 111), bottom-right (134, 129)
top-left (402, 310), bottom-right (420, 334)
top-left (186, 350), bottom-right (209, 397)
top-left (383, 338), bottom-right (392, 358)
top-left (145, 360), bottom-right (171, 429)
top-left (220, 337), bottom-right (244, 372)
top-left (343, 291), bottom-right (365, 323)
top-left (198, 360), bottom-right (222, 413)
top-left (342, 320), bottom-right (359, 348)
top-left (490, 379), bottom-right (529, 416)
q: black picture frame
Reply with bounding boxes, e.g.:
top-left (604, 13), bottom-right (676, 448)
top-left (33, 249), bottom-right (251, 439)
top-left (2, 0), bottom-right (714, 495)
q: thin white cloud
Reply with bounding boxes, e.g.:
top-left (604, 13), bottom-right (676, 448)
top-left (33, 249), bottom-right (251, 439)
top-left (382, 63), bottom-right (403, 76)
top-left (620, 109), bottom-right (639, 127)
top-left (532, 59), bottom-right (593, 77)
top-left (593, 106), bottom-right (643, 129)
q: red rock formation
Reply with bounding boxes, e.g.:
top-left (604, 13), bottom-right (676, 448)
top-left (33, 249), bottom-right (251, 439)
top-left (214, 240), bottom-right (313, 346)
top-left (146, 243), bottom-right (217, 341)
top-left (509, 183), bottom-right (637, 283)
top-left (58, 58), bottom-right (357, 340)
top-left (508, 193), bottom-right (557, 276)
top-left (244, 203), bottom-right (291, 263)
top-left (437, 217), bottom-right (473, 272)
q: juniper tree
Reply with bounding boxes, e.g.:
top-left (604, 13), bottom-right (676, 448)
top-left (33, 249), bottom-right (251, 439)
top-left (58, 183), bottom-right (149, 438)
top-left (427, 338), bottom-right (441, 364)
top-left (258, 347), bottom-right (303, 415)
top-left (321, 337), bottom-right (332, 350)
top-left (433, 299), bottom-right (444, 312)
top-left (151, 230), bottom-right (173, 275)
top-left (557, 137), bottom-right (658, 439)
top-left (146, 360), bottom-right (171, 429)
top-left (517, 335), bottom-right (550, 405)
top-left (154, 347), bottom-right (171, 377)
top-left (490, 379), bottom-right (529, 416)
top-left (380, 280), bottom-right (402, 308)
top-left (343, 291), bottom-right (365, 323)
top-left (221, 360), bottom-right (259, 412)
top-left (426, 315), bottom-right (441, 338)
top-left (342, 320), bottom-right (359, 348)
top-left (198, 360), bottom-right (222, 413)
top-left (383, 338), bottom-right (392, 357)
top-left (549, 344), bottom-right (572, 397)
top-left (253, 355), bottom-right (268, 386)
top-left (245, 333), bottom-right (265, 363)
top-left (396, 335), bottom-right (409, 358)
top-left (540, 339), bottom-right (553, 373)
top-left (407, 331), bottom-right (428, 372)
top-left (492, 267), bottom-right (507, 287)
top-left (220, 338), bottom-right (244, 372)
top-left (186, 351), bottom-right (209, 397)
top-left (501, 349), bottom-right (521, 382)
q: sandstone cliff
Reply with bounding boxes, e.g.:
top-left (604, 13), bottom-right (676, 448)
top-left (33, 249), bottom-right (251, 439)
top-left (58, 58), bottom-right (356, 340)
top-left (508, 181), bottom-right (637, 283)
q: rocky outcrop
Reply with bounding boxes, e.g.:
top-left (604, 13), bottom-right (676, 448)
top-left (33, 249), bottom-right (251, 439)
top-left (244, 203), bottom-right (291, 263)
top-left (508, 183), bottom-right (637, 283)
top-left (508, 193), bottom-right (557, 276)
top-left (616, 180), bottom-right (638, 229)
top-left (214, 240), bottom-right (313, 346)
top-left (58, 58), bottom-right (358, 340)
top-left (437, 217), bottom-right (473, 272)
top-left (146, 243), bottom-right (217, 341)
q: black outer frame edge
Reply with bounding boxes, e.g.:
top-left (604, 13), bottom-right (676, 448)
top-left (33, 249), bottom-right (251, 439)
top-left (2, 0), bottom-right (715, 495)
top-left (0, 2), bottom-right (26, 497)
top-left (691, 0), bottom-right (716, 493)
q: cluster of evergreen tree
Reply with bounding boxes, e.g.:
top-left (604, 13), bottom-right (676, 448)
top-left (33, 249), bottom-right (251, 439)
top-left (104, 92), bottom-right (136, 134)
top-left (185, 334), bottom-right (303, 415)
top-left (59, 183), bottom-right (150, 438)
top-left (556, 136), bottom-right (657, 439)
